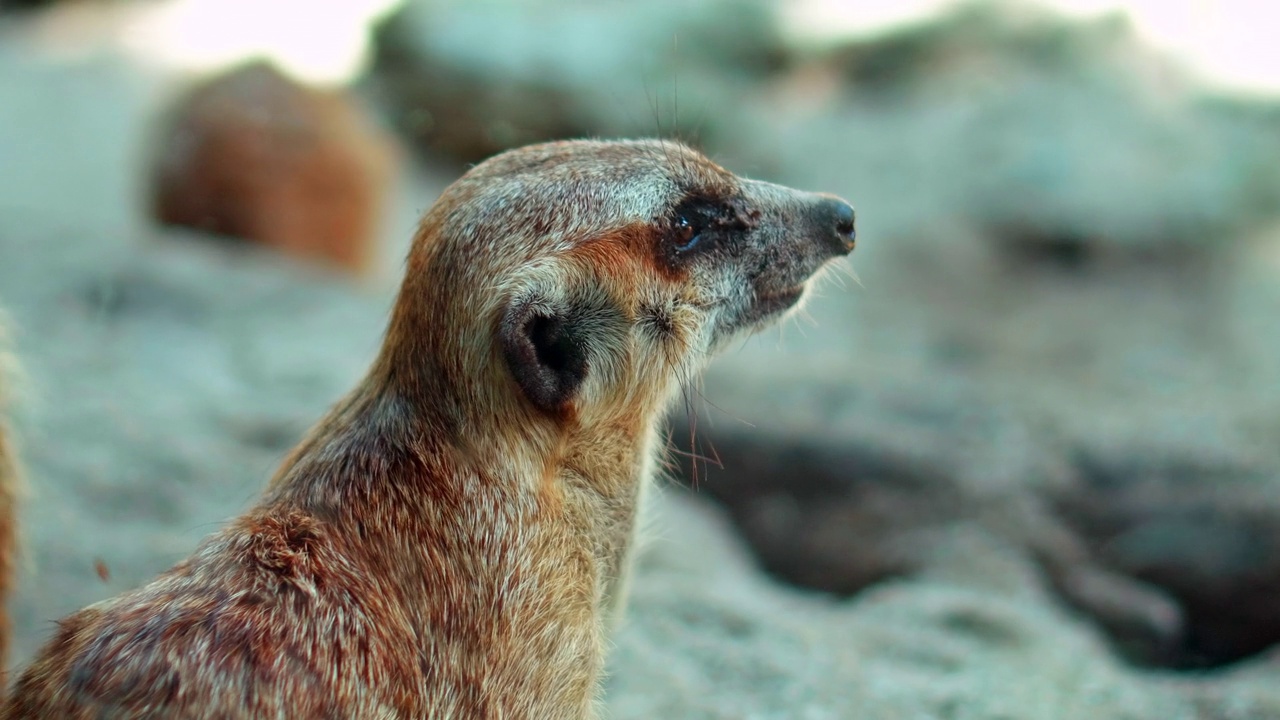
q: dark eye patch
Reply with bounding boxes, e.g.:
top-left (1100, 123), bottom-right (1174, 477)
top-left (667, 196), bottom-right (738, 255)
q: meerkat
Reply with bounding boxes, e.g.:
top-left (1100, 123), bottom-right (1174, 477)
top-left (5, 139), bottom-right (856, 718)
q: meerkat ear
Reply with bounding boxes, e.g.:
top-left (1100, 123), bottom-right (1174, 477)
top-left (501, 297), bottom-right (588, 415)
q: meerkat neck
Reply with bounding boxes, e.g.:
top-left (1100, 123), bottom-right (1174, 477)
top-left (254, 377), bottom-right (657, 715)
top-left (267, 374), bottom-right (660, 618)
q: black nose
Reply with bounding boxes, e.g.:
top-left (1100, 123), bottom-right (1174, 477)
top-left (822, 196), bottom-right (856, 252)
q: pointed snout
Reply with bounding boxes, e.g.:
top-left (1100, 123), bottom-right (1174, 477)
top-left (817, 194), bottom-right (857, 254)
top-left (712, 181), bottom-right (858, 337)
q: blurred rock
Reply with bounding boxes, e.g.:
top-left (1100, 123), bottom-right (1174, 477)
top-left (0, 0), bottom-right (56, 10)
top-left (670, 370), bottom-right (1189, 667)
top-left (797, 1), bottom-right (1280, 262)
top-left (961, 79), bottom-right (1280, 265)
top-left (371, 0), bottom-right (784, 163)
top-left (610, 490), bottom-right (1239, 719)
top-left (1054, 414), bottom-right (1280, 669)
top-left (150, 61), bottom-right (399, 276)
top-left (684, 135), bottom-right (1280, 676)
top-left (828, 1), bottom-right (1143, 99)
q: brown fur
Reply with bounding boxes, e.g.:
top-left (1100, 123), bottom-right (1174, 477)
top-left (150, 61), bottom-right (397, 276)
top-left (0, 318), bottom-right (18, 702)
top-left (6, 139), bottom-right (854, 718)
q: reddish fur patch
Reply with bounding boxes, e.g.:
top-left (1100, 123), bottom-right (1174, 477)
top-left (563, 224), bottom-right (684, 314)
top-left (245, 512), bottom-right (322, 584)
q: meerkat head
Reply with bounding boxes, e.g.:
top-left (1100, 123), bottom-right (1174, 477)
top-left (382, 139), bottom-right (855, 448)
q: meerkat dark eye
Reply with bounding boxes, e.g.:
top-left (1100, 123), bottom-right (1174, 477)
top-left (665, 196), bottom-right (745, 261)
top-left (673, 215), bottom-right (703, 252)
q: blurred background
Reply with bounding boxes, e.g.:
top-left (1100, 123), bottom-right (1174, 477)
top-left (2, 0), bottom-right (1279, 716)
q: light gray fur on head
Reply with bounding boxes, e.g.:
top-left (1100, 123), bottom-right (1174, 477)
top-left (396, 138), bottom-right (852, 436)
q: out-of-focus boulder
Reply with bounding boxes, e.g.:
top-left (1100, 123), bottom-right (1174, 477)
top-left (785, 1), bottom-right (1280, 263)
top-left (1053, 411), bottom-right (1280, 669)
top-left (0, 0), bottom-right (57, 10)
top-left (827, 1), bottom-right (1142, 99)
top-left (669, 369), bottom-right (1189, 667)
top-left (371, 0), bottom-right (784, 163)
top-left (610, 489), bottom-right (1264, 719)
top-left (670, 344), bottom-right (1280, 671)
top-left (150, 61), bottom-right (399, 276)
